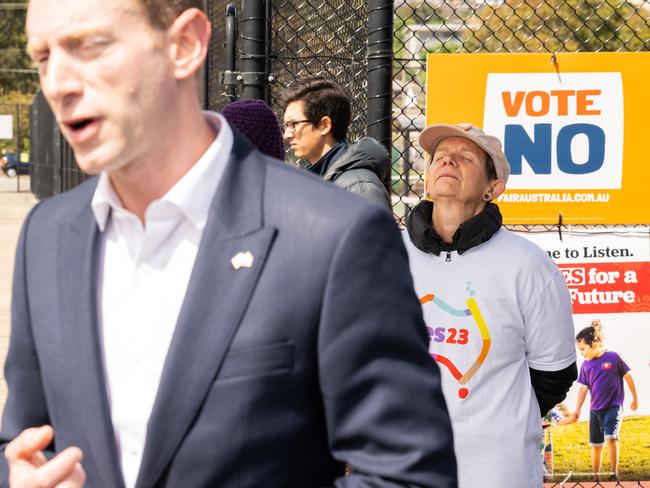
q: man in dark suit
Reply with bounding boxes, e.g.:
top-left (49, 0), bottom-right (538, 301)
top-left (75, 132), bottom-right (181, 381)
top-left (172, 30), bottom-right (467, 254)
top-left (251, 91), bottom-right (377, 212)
top-left (0, 1), bottom-right (457, 487)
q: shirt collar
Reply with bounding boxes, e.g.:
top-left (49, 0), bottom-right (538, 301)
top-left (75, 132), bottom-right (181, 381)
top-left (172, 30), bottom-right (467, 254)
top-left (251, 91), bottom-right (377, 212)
top-left (306, 140), bottom-right (348, 177)
top-left (91, 111), bottom-right (233, 232)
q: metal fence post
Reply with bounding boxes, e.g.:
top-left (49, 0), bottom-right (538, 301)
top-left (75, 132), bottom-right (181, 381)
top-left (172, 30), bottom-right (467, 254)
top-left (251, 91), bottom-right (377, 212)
top-left (240, 0), bottom-right (269, 102)
top-left (53, 120), bottom-right (62, 195)
top-left (367, 0), bottom-right (394, 153)
top-left (15, 103), bottom-right (21, 191)
top-left (223, 3), bottom-right (238, 103)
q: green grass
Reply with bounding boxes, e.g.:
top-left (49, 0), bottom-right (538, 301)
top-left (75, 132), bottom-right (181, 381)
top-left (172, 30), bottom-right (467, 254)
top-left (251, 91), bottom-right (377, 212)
top-left (547, 415), bottom-right (650, 481)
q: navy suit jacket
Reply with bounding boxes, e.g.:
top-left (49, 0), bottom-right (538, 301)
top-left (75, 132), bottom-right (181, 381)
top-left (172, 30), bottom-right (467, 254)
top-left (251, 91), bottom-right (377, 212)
top-left (0, 135), bottom-right (456, 487)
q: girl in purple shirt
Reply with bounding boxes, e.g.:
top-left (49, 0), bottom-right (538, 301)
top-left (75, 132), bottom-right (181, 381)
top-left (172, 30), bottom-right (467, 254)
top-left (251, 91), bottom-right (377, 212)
top-left (572, 325), bottom-right (638, 481)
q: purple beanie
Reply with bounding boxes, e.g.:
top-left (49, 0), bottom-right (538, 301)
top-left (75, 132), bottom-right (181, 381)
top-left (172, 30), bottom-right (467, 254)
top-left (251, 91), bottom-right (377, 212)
top-left (221, 99), bottom-right (285, 161)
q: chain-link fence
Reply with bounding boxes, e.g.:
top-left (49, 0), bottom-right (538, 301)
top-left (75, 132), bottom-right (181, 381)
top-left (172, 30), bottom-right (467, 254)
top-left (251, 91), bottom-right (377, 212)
top-left (391, 0), bottom-right (650, 225)
top-left (29, 92), bottom-right (82, 199)
top-left (270, 0), bottom-right (369, 147)
top-left (206, 0), bottom-right (370, 154)
top-left (28, 0), bottom-right (373, 197)
top-left (28, 93), bottom-right (55, 198)
top-left (28, 0), bottom-right (650, 230)
top-left (544, 481), bottom-right (650, 487)
top-left (391, 6), bottom-right (650, 479)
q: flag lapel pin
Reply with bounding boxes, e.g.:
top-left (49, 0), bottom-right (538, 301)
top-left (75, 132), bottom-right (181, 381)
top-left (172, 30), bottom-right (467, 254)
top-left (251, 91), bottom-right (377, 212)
top-left (231, 251), bottom-right (254, 270)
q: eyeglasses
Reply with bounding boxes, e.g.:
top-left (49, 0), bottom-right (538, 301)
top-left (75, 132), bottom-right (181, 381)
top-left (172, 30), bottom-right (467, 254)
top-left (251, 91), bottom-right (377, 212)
top-left (282, 119), bottom-right (312, 133)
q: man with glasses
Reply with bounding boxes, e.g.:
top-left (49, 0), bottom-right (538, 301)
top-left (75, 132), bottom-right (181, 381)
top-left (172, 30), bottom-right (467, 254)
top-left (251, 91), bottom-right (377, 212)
top-left (281, 78), bottom-right (391, 209)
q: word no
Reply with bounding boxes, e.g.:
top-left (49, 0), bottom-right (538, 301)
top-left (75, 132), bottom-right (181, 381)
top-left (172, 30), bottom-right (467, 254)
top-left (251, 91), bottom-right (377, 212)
top-left (501, 90), bottom-right (604, 176)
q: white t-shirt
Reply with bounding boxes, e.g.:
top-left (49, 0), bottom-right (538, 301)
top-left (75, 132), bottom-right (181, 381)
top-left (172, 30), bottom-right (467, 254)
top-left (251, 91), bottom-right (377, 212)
top-left (402, 227), bottom-right (576, 488)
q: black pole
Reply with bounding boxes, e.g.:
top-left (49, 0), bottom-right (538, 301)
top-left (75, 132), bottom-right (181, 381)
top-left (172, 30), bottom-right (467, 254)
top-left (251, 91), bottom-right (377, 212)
top-left (223, 3), bottom-right (238, 103)
top-left (265, 0), bottom-right (273, 81)
top-left (15, 103), bottom-right (20, 191)
top-left (52, 101), bottom-right (62, 195)
top-left (367, 0), bottom-right (393, 155)
top-left (240, 0), bottom-right (269, 102)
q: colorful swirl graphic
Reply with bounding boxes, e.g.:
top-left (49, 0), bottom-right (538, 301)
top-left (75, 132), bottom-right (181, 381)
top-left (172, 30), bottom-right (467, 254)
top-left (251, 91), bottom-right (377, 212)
top-left (420, 293), bottom-right (491, 399)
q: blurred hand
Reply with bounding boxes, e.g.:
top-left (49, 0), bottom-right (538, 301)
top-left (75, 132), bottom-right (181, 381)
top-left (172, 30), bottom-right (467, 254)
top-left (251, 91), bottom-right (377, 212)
top-left (630, 399), bottom-right (638, 411)
top-left (5, 425), bottom-right (86, 488)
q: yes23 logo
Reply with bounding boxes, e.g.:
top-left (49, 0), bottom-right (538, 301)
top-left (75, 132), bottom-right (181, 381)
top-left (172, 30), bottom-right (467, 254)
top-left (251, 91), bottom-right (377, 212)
top-left (427, 326), bottom-right (469, 345)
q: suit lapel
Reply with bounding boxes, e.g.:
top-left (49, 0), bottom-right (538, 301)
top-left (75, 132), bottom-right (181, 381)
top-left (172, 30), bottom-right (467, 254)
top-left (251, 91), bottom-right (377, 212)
top-left (58, 199), bottom-right (125, 488)
top-left (135, 136), bottom-right (277, 488)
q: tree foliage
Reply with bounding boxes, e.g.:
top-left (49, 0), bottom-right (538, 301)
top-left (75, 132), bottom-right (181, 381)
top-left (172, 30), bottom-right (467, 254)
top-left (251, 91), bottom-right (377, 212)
top-left (0, 2), bottom-right (38, 96)
top-left (1, 2), bottom-right (36, 153)
top-left (464, 0), bottom-right (650, 53)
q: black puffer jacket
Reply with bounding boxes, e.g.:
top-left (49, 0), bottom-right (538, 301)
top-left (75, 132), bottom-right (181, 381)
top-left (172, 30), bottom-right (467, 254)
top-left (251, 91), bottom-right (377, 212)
top-left (323, 137), bottom-right (391, 210)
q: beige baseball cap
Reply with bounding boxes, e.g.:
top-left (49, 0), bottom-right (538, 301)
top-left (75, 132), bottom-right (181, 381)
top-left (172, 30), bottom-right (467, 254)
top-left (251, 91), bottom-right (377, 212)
top-left (419, 123), bottom-right (510, 183)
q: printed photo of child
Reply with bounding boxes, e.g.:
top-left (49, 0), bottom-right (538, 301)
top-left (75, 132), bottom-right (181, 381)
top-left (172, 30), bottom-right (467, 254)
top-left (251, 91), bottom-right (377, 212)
top-left (571, 323), bottom-right (639, 481)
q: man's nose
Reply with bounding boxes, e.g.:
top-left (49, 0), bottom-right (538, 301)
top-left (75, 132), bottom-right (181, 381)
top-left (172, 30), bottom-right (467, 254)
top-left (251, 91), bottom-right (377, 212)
top-left (41, 51), bottom-right (82, 105)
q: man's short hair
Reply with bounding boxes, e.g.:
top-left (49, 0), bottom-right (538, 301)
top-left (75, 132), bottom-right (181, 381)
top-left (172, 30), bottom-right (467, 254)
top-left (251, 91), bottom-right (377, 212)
top-left (280, 77), bottom-right (351, 142)
top-left (140, 0), bottom-right (205, 30)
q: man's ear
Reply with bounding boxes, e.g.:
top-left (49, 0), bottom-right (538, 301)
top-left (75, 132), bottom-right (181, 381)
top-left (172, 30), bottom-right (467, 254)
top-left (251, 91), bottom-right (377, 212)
top-left (317, 116), bottom-right (333, 137)
top-left (167, 8), bottom-right (211, 80)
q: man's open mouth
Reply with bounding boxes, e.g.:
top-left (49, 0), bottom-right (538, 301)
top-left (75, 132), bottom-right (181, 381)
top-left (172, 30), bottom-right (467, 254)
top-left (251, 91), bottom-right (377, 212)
top-left (61, 116), bottom-right (100, 144)
top-left (66, 118), bottom-right (95, 131)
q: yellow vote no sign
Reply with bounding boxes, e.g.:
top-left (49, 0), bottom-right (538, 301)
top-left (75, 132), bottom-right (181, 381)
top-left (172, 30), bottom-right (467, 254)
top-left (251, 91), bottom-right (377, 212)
top-left (425, 52), bottom-right (650, 225)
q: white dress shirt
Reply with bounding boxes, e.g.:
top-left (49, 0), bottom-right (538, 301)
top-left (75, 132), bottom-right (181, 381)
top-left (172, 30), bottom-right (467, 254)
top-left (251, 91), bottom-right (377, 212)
top-left (91, 113), bottom-right (233, 488)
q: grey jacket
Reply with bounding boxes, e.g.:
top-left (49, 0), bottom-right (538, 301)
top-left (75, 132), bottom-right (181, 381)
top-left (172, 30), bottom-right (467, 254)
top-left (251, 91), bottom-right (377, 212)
top-left (323, 137), bottom-right (391, 210)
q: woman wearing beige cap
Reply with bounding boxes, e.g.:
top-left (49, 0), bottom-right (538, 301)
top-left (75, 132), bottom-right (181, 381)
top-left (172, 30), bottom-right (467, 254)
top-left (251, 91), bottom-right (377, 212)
top-left (402, 124), bottom-right (578, 488)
